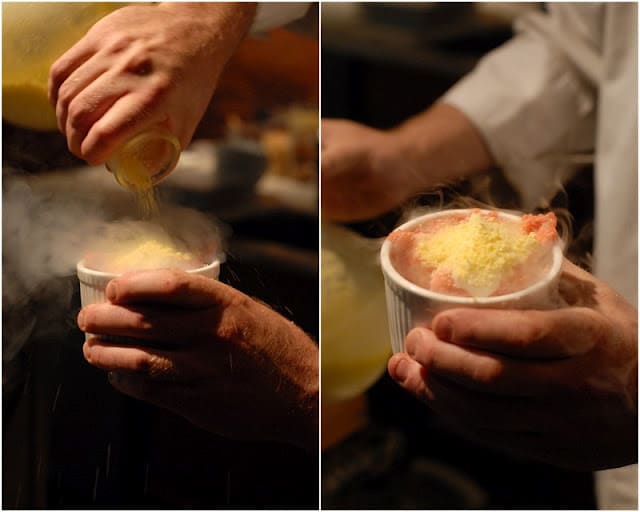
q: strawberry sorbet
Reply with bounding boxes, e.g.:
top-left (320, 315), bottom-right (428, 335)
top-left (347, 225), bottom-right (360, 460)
top-left (388, 210), bottom-right (558, 297)
top-left (84, 234), bottom-right (204, 274)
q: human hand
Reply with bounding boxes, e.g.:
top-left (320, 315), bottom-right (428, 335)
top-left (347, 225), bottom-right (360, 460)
top-left (322, 105), bottom-right (494, 222)
top-left (388, 259), bottom-right (638, 470)
top-left (321, 118), bottom-right (416, 222)
top-left (77, 269), bottom-right (318, 451)
top-left (49, 3), bottom-right (255, 164)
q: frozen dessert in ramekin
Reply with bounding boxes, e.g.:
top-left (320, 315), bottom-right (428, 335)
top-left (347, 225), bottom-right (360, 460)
top-left (77, 233), bottom-right (220, 340)
top-left (380, 209), bottom-right (563, 353)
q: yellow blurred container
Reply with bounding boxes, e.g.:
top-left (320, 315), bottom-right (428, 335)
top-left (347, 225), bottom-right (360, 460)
top-left (106, 127), bottom-right (181, 189)
top-left (322, 223), bottom-right (391, 404)
top-left (2, 2), bottom-right (123, 131)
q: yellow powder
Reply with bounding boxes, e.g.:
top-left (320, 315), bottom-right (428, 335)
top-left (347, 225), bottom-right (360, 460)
top-left (97, 237), bottom-right (199, 274)
top-left (111, 150), bottom-right (159, 218)
top-left (110, 132), bottom-right (181, 218)
top-left (134, 188), bottom-right (159, 219)
top-left (415, 213), bottom-right (539, 296)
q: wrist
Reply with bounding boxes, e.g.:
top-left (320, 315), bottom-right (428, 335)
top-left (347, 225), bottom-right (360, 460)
top-left (390, 102), bottom-right (495, 191)
top-left (292, 375), bottom-right (319, 452)
top-left (158, 2), bottom-right (256, 53)
top-left (628, 358), bottom-right (638, 415)
top-left (158, 2), bottom-right (257, 21)
top-left (290, 342), bottom-right (319, 452)
top-left (383, 125), bottom-right (438, 198)
top-left (279, 327), bottom-right (319, 453)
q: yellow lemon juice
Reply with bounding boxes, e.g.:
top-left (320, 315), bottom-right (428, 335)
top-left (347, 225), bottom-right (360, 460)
top-left (321, 224), bottom-right (391, 404)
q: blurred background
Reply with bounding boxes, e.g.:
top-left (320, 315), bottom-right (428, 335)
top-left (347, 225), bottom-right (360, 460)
top-left (3, 3), bottom-right (318, 508)
top-left (321, 2), bottom-right (596, 509)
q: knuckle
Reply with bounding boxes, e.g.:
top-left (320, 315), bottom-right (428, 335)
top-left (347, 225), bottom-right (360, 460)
top-left (84, 154), bottom-right (102, 167)
top-left (56, 82), bottom-right (74, 108)
top-left (86, 345), bottom-right (104, 365)
top-left (90, 122), bottom-right (116, 142)
top-left (585, 315), bottom-right (609, 348)
top-left (49, 60), bottom-right (63, 81)
top-left (67, 102), bottom-right (91, 132)
top-left (150, 72), bottom-right (171, 93)
top-left (473, 359), bottom-right (505, 386)
top-left (140, 74), bottom-right (171, 105)
top-left (79, 145), bottom-right (101, 165)
top-left (84, 123), bottom-right (117, 160)
top-left (130, 311), bottom-right (151, 331)
top-left (504, 312), bottom-right (550, 350)
top-left (520, 320), bottom-right (548, 347)
top-left (67, 138), bottom-right (80, 159)
top-left (79, 305), bottom-right (97, 329)
top-left (414, 337), bottom-right (435, 367)
top-left (217, 315), bottom-right (248, 343)
top-left (211, 292), bottom-right (256, 341)
top-left (232, 290), bottom-right (253, 310)
top-left (49, 59), bottom-right (69, 88)
top-left (83, 343), bottom-right (95, 363)
top-left (413, 369), bottom-right (432, 401)
top-left (160, 270), bottom-right (190, 295)
top-left (104, 32), bottom-right (134, 53)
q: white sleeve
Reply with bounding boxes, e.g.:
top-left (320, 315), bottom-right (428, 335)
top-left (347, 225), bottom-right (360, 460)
top-left (250, 2), bottom-right (311, 34)
top-left (442, 4), bottom-right (601, 209)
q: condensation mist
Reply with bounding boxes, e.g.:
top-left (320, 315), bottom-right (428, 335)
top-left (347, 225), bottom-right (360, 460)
top-left (3, 169), bottom-right (227, 361)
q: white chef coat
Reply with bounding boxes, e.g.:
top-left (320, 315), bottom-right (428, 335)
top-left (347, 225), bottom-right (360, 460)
top-left (251, 2), bottom-right (311, 33)
top-left (443, 3), bottom-right (638, 509)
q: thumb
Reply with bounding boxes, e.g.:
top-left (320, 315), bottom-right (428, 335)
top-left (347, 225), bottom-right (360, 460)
top-left (432, 306), bottom-right (603, 359)
top-left (106, 269), bottom-right (233, 308)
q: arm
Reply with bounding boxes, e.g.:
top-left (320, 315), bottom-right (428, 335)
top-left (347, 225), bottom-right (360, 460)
top-left (442, 4), bottom-right (599, 209)
top-left (48, 3), bottom-right (256, 164)
top-left (77, 269), bottom-right (318, 452)
top-left (321, 103), bottom-right (494, 222)
top-left (322, 4), bottom-right (601, 221)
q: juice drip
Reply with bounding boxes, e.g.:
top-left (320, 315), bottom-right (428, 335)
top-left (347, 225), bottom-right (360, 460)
top-left (135, 187), bottom-right (159, 219)
top-left (117, 168), bottom-right (159, 219)
top-left (112, 143), bottom-right (161, 218)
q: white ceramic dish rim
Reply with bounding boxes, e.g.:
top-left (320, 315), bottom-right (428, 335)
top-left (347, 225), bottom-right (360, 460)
top-left (380, 208), bottom-right (564, 305)
top-left (77, 258), bottom-right (221, 280)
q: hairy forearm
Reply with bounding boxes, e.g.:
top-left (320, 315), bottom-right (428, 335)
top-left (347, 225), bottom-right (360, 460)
top-left (389, 102), bottom-right (496, 194)
top-left (158, 2), bottom-right (257, 53)
top-left (159, 2), bottom-right (257, 22)
top-left (321, 104), bottom-right (495, 222)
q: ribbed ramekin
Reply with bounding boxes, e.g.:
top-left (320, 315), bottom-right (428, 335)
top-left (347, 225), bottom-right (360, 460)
top-left (380, 209), bottom-right (564, 353)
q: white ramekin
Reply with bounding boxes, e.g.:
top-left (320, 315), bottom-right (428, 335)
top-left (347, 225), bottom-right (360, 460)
top-left (380, 209), bottom-right (564, 353)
